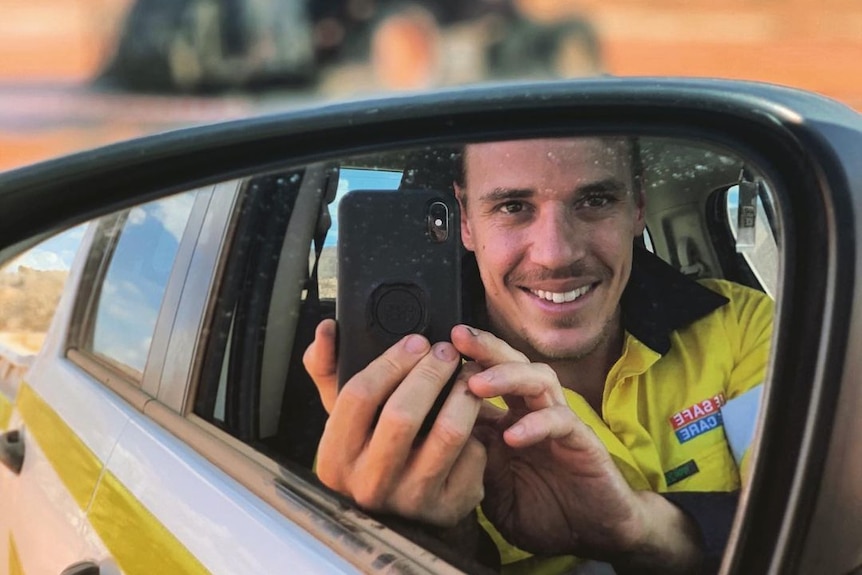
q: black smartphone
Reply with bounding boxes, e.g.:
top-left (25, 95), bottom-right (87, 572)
top-left (336, 189), bottom-right (462, 432)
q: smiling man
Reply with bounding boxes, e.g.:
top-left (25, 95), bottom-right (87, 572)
top-left (305, 136), bottom-right (773, 574)
top-left (457, 138), bottom-right (644, 412)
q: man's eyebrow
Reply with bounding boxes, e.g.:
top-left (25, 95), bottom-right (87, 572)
top-left (477, 188), bottom-right (534, 203)
top-left (575, 178), bottom-right (629, 195)
top-left (477, 178), bottom-right (630, 203)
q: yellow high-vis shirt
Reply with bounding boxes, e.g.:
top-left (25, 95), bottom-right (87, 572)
top-left (479, 249), bottom-right (774, 573)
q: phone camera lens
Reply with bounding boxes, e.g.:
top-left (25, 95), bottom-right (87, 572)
top-left (427, 201), bottom-right (449, 242)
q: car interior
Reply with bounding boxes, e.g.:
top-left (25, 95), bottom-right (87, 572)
top-left (190, 134), bottom-right (780, 533)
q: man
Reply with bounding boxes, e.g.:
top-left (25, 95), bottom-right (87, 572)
top-left (304, 137), bottom-right (773, 574)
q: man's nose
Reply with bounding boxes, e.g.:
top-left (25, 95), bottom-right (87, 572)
top-left (528, 206), bottom-right (585, 269)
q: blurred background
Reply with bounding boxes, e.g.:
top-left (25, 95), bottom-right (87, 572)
top-left (2, 0), bottom-right (861, 172)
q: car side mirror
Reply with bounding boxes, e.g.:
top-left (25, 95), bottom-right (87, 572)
top-left (1, 78), bottom-right (861, 575)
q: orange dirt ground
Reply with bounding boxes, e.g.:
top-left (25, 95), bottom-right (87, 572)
top-left (1, 0), bottom-right (860, 348)
top-left (1, 0), bottom-right (861, 172)
top-left (0, 267), bottom-right (67, 354)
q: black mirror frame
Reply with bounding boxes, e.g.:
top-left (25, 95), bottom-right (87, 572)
top-left (2, 77), bottom-right (860, 574)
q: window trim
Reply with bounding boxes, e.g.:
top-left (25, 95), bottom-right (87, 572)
top-left (66, 188), bottom-right (210, 392)
top-left (156, 181), bottom-right (243, 412)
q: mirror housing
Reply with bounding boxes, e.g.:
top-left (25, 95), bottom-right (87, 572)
top-left (2, 77), bottom-right (862, 574)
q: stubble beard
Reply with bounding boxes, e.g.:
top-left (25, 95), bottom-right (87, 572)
top-left (488, 303), bottom-right (621, 363)
top-left (492, 262), bottom-right (619, 362)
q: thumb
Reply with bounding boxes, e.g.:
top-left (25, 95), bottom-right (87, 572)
top-left (303, 319), bottom-right (338, 413)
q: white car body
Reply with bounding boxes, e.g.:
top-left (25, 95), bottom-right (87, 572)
top-left (0, 176), bottom-right (431, 575)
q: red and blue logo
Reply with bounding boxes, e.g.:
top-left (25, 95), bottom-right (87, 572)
top-left (670, 394), bottom-right (725, 444)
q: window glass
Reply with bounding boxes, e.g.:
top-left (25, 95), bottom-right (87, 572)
top-left (87, 192), bottom-right (196, 376)
top-left (726, 185), bottom-right (779, 298)
top-left (0, 224), bottom-right (87, 356)
top-left (326, 167), bottom-right (403, 246)
top-left (195, 165), bottom-right (401, 460)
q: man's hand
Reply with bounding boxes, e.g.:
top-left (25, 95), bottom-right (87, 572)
top-left (303, 319), bottom-right (487, 527)
top-left (451, 324), bottom-right (704, 574)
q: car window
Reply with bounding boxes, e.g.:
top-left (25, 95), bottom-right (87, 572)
top-left (0, 224), bottom-right (86, 355)
top-left (195, 166), bottom-right (401, 462)
top-left (193, 139), bottom-right (768, 468)
top-left (182, 138), bottom-right (780, 573)
top-left (80, 192), bottom-right (196, 379)
top-left (326, 167), bottom-right (403, 247)
top-left (726, 184), bottom-right (779, 298)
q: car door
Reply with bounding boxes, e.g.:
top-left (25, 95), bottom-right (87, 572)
top-left (5, 167), bottom-right (455, 575)
top-left (96, 166), bottom-right (451, 574)
top-left (0, 187), bottom-right (204, 575)
top-left (63, 178), bottom-right (361, 575)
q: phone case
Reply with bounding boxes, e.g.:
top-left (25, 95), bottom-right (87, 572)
top-left (336, 189), bottom-right (462, 390)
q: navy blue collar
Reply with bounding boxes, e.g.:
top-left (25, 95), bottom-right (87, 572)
top-left (621, 247), bottom-right (728, 355)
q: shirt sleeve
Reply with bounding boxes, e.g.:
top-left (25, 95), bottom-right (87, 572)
top-left (701, 280), bottom-right (774, 482)
top-left (661, 490), bottom-right (740, 575)
top-left (724, 282), bottom-right (773, 398)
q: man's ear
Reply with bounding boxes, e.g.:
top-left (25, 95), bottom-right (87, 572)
top-left (633, 188), bottom-right (647, 236)
top-left (454, 182), bottom-right (475, 252)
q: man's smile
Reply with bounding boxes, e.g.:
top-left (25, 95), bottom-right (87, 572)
top-left (528, 283), bottom-right (595, 303)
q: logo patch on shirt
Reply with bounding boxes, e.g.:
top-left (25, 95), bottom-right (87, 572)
top-left (665, 459), bottom-right (700, 486)
top-left (670, 394), bottom-right (725, 444)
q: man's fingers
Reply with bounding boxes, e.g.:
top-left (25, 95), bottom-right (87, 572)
top-left (362, 342), bottom-right (464, 490)
top-left (324, 333), bottom-right (431, 466)
top-left (304, 319), bottom-right (338, 413)
top-left (407, 362), bottom-right (484, 483)
top-left (433, 438), bottom-right (487, 526)
top-left (451, 324), bottom-right (529, 368)
top-left (467, 361), bottom-right (568, 409)
top-left (503, 404), bottom-right (591, 449)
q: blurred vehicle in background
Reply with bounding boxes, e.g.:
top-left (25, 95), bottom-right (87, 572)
top-left (96, 0), bottom-right (602, 93)
top-left (4, 0), bottom-right (862, 173)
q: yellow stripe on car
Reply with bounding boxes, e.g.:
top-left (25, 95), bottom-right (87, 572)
top-left (16, 382), bottom-right (209, 575)
top-left (9, 532), bottom-right (24, 575)
top-left (89, 470), bottom-right (209, 575)
top-left (16, 383), bottom-right (102, 510)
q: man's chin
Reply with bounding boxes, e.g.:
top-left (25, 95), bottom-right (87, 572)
top-left (523, 330), bottom-right (604, 362)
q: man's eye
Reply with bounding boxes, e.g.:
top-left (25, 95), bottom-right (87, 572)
top-left (499, 201), bottom-right (524, 214)
top-left (582, 195), bottom-right (616, 208)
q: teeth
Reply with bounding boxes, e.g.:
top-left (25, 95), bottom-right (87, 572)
top-left (531, 284), bottom-right (592, 303)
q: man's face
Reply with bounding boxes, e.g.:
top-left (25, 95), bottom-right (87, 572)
top-left (456, 137), bottom-right (645, 361)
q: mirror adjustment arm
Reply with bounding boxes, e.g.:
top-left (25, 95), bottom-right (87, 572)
top-left (0, 428), bottom-right (24, 474)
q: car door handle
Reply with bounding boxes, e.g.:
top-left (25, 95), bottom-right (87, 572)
top-left (60, 561), bottom-right (100, 575)
top-left (0, 428), bottom-right (25, 474)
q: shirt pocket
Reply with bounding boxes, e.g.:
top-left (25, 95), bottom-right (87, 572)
top-left (664, 441), bottom-right (740, 492)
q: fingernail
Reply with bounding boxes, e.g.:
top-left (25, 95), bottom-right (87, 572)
top-left (321, 319), bottom-right (335, 336)
top-left (405, 334), bottom-right (428, 353)
top-left (434, 342), bottom-right (457, 361)
top-left (507, 424), bottom-right (525, 438)
top-left (462, 325), bottom-right (479, 336)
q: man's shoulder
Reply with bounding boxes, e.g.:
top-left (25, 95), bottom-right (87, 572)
top-left (692, 278), bottom-right (775, 332)
top-left (695, 278), bottom-right (774, 311)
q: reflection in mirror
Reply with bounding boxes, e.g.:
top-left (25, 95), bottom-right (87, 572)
top-left (0, 135), bottom-right (781, 574)
top-left (85, 191), bottom-right (197, 377)
top-left (188, 135), bottom-right (779, 572)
